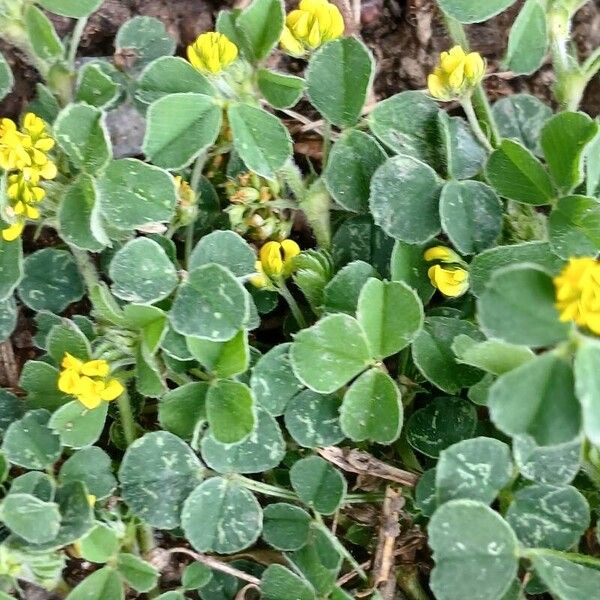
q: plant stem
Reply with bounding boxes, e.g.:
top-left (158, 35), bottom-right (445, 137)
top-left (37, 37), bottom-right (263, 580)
top-left (117, 389), bottom-right (158, 596)
top-left (313, 514), bottom-right (367, 581)
top-left (461, 97), bottom-right (493, 152)
top-left (185, 152), bottom-right (208, 268)
top-left (69, 244), bottom-right (101, 292)
top-left (236, 476), bottom-right (298, 500)
top-left (277, 279), bottom-right (307, 328)
top-left (67, 17), bottom-right (88, 68)
top-left (442, 14), bottom-right (500, 147)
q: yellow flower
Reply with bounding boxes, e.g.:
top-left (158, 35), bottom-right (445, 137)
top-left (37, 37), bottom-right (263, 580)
top-left (424, 246), bottom-right (463, 264)
top-left (427, 46), bottom-right (485, 101)
top-left (554, 257), bottom-right (600, 335)
top-left (86, 494), bottom-right (97, 507)
top-left (428, 264), bottom-right (470, 298)
top-left (0, 113), bottom-right (56, 241)
top-left (280, 0), bottom-right (344, 56)
top-left (187, 32), bottom-right (238, 74)
top-left (58, 353), bottom-right (124, 410)
top-left (250, 239), bottom-right (301, 287)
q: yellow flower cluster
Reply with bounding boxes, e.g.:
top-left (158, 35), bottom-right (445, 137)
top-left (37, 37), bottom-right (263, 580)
top-left (280, 0), bottom-right (344, 57)
top-left (187, 32), bottom-right (238, 75)
top-left (0, 113), bottom-right (57, 241)
top-left (427, 46), bottom-right (485, 101)
top-left (58, 353), bottom-right (124, 410)
top-left (251, 239), bottom-right (301, 288)
top-left (554, 257), bottom-right (600, 335)
top-left (424, 246), bottom-right (470, 298)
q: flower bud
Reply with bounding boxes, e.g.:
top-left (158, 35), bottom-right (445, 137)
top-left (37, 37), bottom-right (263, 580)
top-left (187, 32), bottom-right (238, 75)
top-left (427, 46), bottom-right (485, 101)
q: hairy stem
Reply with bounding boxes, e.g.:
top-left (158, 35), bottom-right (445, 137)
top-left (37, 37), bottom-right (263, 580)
top-left (277, 279), bottom-right (307, 328)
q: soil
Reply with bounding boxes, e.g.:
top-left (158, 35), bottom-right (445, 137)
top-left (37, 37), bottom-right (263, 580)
top-left (2, 1), bottom-right (600, 598)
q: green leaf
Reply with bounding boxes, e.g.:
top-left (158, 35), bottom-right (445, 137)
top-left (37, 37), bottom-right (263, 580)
top-left (228, 103), bottom-right (292, 179)
top-left (290, 456), bottom-right (347, 515)
top-left (32, 480), bottom-right (94, 550)
top-left (488, 352), bottom-right (581, 446)
top-left (201, 405), bottom-right (285, 474)
top-left (46, 321), bottom-right (91, 364)
top-left (412, 317), bottom-right (484, 394)
top-left (284, 389), bottom-right (343, 448)
top-left (19, 360), bottom-right (69, 411)
top-left (436, 0), bottom-right (518, 23)
top-left (549, 195), bottom-right (600, 258)
top-left (54, 103), bottom-right (111, 174)
top-left (390, 240), bottom-right (435, 303)
top-left (574, 340), bottom-right (600, 447)
top-left (290, 314), bottom-right (371, 393)
top-left (65, 567), bottom-right (123, 600)
top-left (492, 94), bottom-right (552, 155)
top-left (0, 389), bottom-right (25, 440)
top-left (143, 93), bottom-right (222, 169)
top-left (505, 0), bottom-right (548, 75)
top-left (3, 409), bottom-right (61, 470)
top-left (119, 431), bottom-right (204, 529)
top-left (439, 180), bottom-right (502, 254)
top-left (97, 159), bottom-right (177, 231)
top-left (485, 139), bottom-right (555, 205)
top-left (75, 62), bottom-right (120, 109)
top-left (437, 111), bottom-right (486, 180)
top-left (530, 554), bottom-right (600, 600)
top-left (0, 235), bottom-right (22, 301)
top-left (452, 335), bottom-right (535, 375)
top-left (236, 0), bottom-right (284, 61)
top-left (357, 278), bottom-right (423, 359)
top-left (18, 248), bottom-right (84, 313)
top-left (36, 0), bottom-right (102, 17)
top-left (406, 396), bottom-right (477, 458)
top-left (586, 130), bottom-right (600, 197)
top-left (506, 484), bottom-right (589, 549)
top-left (370, 155), bottom-right (443, 243)
top-left (323, 260), bottom-right (379, 315)
top-left (332, 215), bottom-right (394, 278)
top-left (541, 111), bottom-right (598, 194)
top-left (49, 401), bottom-right (108, 449)
top-left (0, 52), bottom-right (14, 101)
top-left (78, 523), bottom-right (120, 563)
top-left (470, 241), bottom-right (564, 297)
top-left (59, 175), bottom-right (108, 252)
top-left (59, 446), bottom-right (117, 499)
top-left (189, 230), bottom-right (255, 277)
top-left (28, 82), bottom-right (60, 122)
top-left (261, 565), bottom-right (316, 600)
top-left (368, 90), bottom-right (440, 162)
top-left (262, 503), bottom-right (311, 551)
top-left (206, 379), bottom-right (255, 444)
top-left (115, 16), bottom-right (176, 71)
top-left (436, 437), bottom-right (513, 505)
top-left (251, 343), bottom-right (304, 416)
top-left (182, 562), bottom-right (212, 590)
top-left (24, 4), bottom-right (63, 61)
top-left (340, 368), bottom-right (403, 444)
top-left (181, 477), bottom-right (262, 553)
top-left (117, 553), bottom-right (158, 593)
top-left (109, 237), bottom-right (178, 304)
top-left (159, 382), bottom-right (207, 440)
top-left (1, 493), bottom-right (60, 544)
top-left (0, 296), bottom-right (16, 341)
top-left (514, 435), bottom-right (581, 486)
top-left (187, 330), bottom-right (249, 379)
top-left (429, 500), bottom-right (518, 600)
top-left (257, 69), bottom-right (304, 108)
top-left (306, 37), bottom-right (374, 128)
top-left (477, 264), bottom-right (570, 347)
top-left (324, 130), bottom-right (386, 213)
top-left (135, 56), bottom-right (214, 107)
